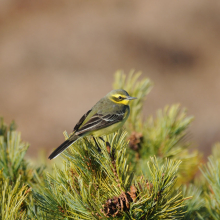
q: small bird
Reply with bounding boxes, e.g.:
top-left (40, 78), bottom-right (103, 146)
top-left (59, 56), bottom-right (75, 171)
top-left (48, 89), bottom-right (136, 160)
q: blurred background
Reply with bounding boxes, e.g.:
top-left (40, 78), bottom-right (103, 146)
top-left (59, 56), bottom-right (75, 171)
top-left (0, 0), bottom-right (220, 158)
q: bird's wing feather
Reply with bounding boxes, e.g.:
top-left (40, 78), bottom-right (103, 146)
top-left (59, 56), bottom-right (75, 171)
top-left (75, 112), bottom-right (124, 135)
top-left (73, 109), bottom-right (92, 132)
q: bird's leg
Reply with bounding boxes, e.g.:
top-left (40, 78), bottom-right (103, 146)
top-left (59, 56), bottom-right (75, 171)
top-left (93, 136), bottom-right (101, 152)
top-left (99, 137), bottom-right (111, 154)
top-left (99, 137), bottom-right (105, 142)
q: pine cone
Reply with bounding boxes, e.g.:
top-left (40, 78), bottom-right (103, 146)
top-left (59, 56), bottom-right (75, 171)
top-left (101, 185), bottom-right (139, 217)
top-left (128, 132), bottom-right (143, 151)
top-left (128, 185), bottom-right (138, 201)
top-left (102, 192), bottom-right (133, 217)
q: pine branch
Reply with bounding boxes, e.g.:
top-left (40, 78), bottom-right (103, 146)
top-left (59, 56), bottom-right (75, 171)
top-left (0, 118), bottom-right (45, 219)
top-left (200, 144), bottom-right (220, 219)
top-left (131, 104), bottom-right (201, 185)
top-left (129, 157), bottom-right (187, 220)
top-left (182, 183), bottom-right (206, 219)
top-left (35, 130), bottom-right (189, 219)
top-left (0, 117), bottom-right (16, 140)
top-left (0, 170), bottom-right (30, 220)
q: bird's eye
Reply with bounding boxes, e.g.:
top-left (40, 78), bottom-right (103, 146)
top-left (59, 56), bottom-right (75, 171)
top-left (118, 96), bottom-right (122, 100)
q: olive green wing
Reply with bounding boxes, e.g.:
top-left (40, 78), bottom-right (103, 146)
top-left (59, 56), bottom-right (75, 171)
top-left (73, 104), bottom-right (102, 131)
top-left (73, 109), bottom-right (92, 132)
top-left (75, 113), bottom-right (124, 136)
top-left (73, 98), bottom-right (108, 132)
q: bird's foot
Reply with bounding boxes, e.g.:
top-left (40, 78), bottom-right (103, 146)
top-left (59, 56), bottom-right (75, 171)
top-left (93, 137), bottom-right (101, 152)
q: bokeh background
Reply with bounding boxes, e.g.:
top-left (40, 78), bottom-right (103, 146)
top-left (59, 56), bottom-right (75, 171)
top-left (0, 0), bottom-right (220, 158)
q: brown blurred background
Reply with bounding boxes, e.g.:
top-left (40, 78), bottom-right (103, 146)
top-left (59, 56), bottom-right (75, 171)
top-left (0, 0), bottom-right (220, 158)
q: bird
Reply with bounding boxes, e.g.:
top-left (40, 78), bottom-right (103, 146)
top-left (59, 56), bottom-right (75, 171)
top-left (48, 89), bottom-right (136, 160)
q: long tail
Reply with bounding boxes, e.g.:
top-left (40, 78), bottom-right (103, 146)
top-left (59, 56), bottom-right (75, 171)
top-left (48, 135), bottom-right (79, 160)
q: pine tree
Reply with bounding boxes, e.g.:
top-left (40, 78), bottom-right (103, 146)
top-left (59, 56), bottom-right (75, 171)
top-left (35, 131), bottom-right (188, 219)
top-left (0, 71), bottom-right (219, 219)
top-left (34, 71), bottom-right (193, 219)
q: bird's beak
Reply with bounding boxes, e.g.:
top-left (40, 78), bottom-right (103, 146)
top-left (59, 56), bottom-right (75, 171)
top-left (126, 96), bottom-right (137, 100)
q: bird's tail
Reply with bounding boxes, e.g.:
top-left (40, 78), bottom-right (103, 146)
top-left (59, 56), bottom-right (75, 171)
top-left (48, 135), bottom-right (79, 160)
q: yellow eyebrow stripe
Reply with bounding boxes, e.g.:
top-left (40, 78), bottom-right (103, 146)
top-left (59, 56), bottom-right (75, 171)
top-left (112, 94), bottom-right (127, 99)
top-left (110, 95), bottom-right (129, 105)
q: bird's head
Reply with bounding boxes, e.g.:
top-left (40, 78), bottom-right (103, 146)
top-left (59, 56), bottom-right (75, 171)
top-left (107, 89), bottom-right (137, 105)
